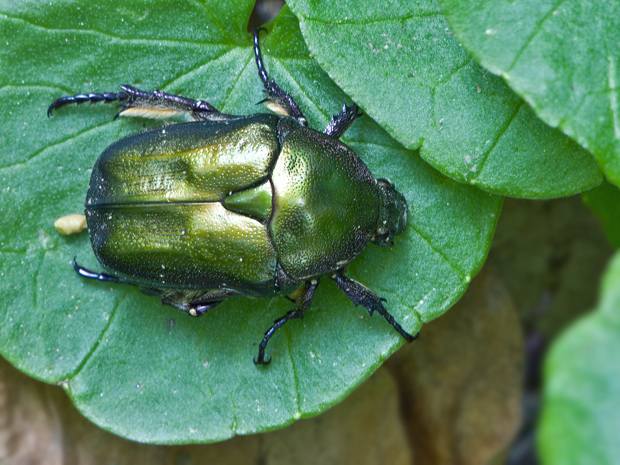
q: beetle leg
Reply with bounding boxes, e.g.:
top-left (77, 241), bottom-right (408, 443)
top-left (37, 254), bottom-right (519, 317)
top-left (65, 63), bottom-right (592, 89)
top-left (73, 258), bottom-right (231, 317)
top-left (47, 91), bottom-right (130, 117)
top-left (324, 103), bottom-right (363, 139)
top-left (114, 85), bottom-right (224, 121)
top-left (73, 257), bottom-right (126, 283)
top-left (330, 270), bottom-right (417, 343)
top-left (253, 29), bottom-right (308, 127)
top-left (48, 85), bottom-right (234, 122)
top-left (255, 279), bottom-right (319, 365)
top-left (141, 288), bottom-right (241, 316)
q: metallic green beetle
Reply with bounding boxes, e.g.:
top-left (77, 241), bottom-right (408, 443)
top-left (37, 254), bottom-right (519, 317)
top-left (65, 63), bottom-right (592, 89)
top-left (48, 30), bottom-right (415, 364)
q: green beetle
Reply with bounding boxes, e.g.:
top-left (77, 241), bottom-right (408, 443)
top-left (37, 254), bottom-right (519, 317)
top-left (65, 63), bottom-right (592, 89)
top-left (48, 30), bottom-right (415, 364)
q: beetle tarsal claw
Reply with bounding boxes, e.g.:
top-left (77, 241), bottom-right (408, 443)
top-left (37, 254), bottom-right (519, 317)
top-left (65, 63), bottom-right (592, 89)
top-left (253, 355), bottom-right (272, 366)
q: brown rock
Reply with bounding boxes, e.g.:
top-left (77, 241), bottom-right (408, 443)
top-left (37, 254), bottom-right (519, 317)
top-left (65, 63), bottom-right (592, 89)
top-left (386, 268), bottom-right (524, 465)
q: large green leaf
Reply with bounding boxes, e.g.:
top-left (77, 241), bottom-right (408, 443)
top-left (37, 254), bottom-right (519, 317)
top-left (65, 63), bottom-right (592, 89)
top-left (286, 0), bottom-right (602, 199)
top-left (539, 252), bottom-right (620, 464)
top-left (0, 2), bottom-right (500, 443)
top-left (440, 0), bottom-right (620, 188)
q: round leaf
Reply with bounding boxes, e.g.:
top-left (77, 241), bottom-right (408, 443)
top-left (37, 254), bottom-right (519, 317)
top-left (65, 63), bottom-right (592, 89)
top-left (440, 0), bottom-right (620, 187)
top-left (0, 2), bottom-right (500, 443)
top-left (286, 0), bottom-right (602, 198)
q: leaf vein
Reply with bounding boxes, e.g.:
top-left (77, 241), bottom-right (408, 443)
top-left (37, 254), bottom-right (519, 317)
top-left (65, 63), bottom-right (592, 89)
top-left (409, 224), bottom-right (466, 279)
top-left (608, 55), bottom-right (620, 139)
top-left (0, 83), bottom-right (74, 95)
top-left (0, 120), bottom-right (117, 173)
top-left (435, 57), bottom-right (473, 87)
top-left (476, 101), bottom-right (524, 178)
top-left (67, 291), bottom-right (128, 380)
top-left (300, 11), bottom-right (441, 26)
top-left (190, 0), bottom-right (237, 44)
top-left (284, 320), bottom-right (302, 417)
top-left (0, 11), bottom-right (224, 47)
top-left (221, 50), bottom-right (255, 111)
top-left (154, 47), bottom-right (238, 91)
top-left (505, 0), bottom-right (570, 73)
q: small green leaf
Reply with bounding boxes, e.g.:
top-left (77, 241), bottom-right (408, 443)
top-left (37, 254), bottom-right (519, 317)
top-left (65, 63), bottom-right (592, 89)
top-left (440, 0), bottom-right (620, 187)
top-left (583, 181), bottom-right (620, 249)
top-left (0, 2), bottom-right (500, 443)
top-left (286, 0), bottom-right (602, 198)
top-left (539, 252), bottom-right (620, 464)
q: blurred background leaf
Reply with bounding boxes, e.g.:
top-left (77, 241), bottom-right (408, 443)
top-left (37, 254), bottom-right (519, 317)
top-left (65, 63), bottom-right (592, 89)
top-left (539, 252), bottom-right (620, 465)
top-left (583, 181), bottom-right (620, 249)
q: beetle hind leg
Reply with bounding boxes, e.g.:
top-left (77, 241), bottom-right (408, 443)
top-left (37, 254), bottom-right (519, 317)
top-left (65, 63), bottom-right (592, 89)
top-left (47, 92), bottom-right (129, 117)
top-left (113, 85), bottom-right (224, 121)
top-left (142, 288), bottom-right (243, 317)
top-left (252, 29), bottom-right (308, 126)
top-left (255, 279), bottom-right (319, 365)
top-left (73, 257), bottom-right (126, 283)
top-left (330, 270), bottom-right (417, 343)
top-left (73, 259), bottom-right (230, 318)
top-left (48, 85), bottom-right (232, 122)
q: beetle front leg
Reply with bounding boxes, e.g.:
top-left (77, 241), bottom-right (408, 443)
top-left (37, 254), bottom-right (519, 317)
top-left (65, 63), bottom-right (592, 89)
top-left (324, 103), bottom-right (362, 139)
top-left (330, 270), bottom-right (417, 343)
top-left (255, 279), bottom-right (319, 365)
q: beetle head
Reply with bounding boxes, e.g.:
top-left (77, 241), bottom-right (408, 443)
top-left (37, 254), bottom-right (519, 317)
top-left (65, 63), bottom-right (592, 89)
top-left (373, 179), bottom-right (408, 247)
